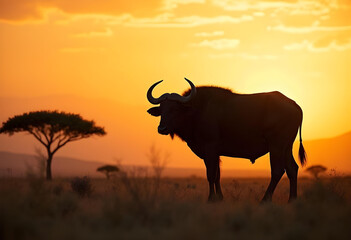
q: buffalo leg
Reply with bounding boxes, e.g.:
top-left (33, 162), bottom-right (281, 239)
top-left (261, 149), bottom-right (285, 202)
top-left (215, 161), bottom-right (223, 201)
top-left (285, 152), bottom-right (299, 202)
top-left (204, 157), bottom-right (219, 202)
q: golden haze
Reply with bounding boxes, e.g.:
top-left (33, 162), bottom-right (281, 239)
top-left (0, 0), bottom-right (350, 173)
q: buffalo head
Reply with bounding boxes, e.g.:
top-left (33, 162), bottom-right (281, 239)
top-left (147, 78), bottom-right (196, 136)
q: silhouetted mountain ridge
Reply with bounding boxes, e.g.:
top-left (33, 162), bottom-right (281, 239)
top-left (0, 151), bottom-right (272, 178)
top-left (301, 131), bottom-right (351, 172)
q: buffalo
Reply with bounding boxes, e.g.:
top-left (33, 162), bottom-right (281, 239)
top-left (147, 78), bottom-right (306, 202)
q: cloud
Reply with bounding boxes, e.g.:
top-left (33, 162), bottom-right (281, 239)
top-left (284, 38), bottom-right (351, 52)
top-left (1, 0), bottom-right (349, 25)
top-left (163, 0), bottom-right (206, 10)
top-left (268, 22), bottom-right (351, 34)
top-left (208, 53), bottom-right (235, 58)
top-left (0, 0), bottom-right (163, 22)
top-left (253, 12), bottom-right (265, 17)
top-left (0, 1), bottom-right (254, 28)
top-left (73, 28), bottom-right (113, 38)
top-left (117, 14), bottom-right (253, 28)
top-left (209, 52), bottom-right (278, 59)
top-left (168, 15), bottom-right (253, 27)
top-left (195, 31), bottom-right (224, 37)
top-left (213, 0), bottom-right (294, 11)
top-left (0, 0), bottom-right (254, 28)
top-left (0, 0), bottom-right (44, 22)
top-left (192, 38), bottom-right (240, 50)
top-left (20, 7), bottom-right (253, 28)
top-left (284, 40), bottom-right (310, 51)
top-left (212, 0), bottom-right (335, 16)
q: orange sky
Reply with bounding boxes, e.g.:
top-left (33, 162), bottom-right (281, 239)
top-left (0, 0), bottom-right (350, 172)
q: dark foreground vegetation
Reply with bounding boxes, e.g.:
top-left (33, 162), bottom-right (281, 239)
top-left (1, 175), bottom-right (351, 240)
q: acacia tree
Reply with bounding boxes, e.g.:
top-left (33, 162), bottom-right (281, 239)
top-left (306, 165), bottom-right (327, 179)
top-left (0, 111), bottom-right (106, 180)
top-left (97, 165), bottom-right (119, 179)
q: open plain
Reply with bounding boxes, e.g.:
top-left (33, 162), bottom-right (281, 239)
top-left (1, 175), bottom-right (351, 240)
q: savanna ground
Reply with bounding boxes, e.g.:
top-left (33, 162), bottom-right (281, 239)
top-left (1, 172), bottom-right (351, 240)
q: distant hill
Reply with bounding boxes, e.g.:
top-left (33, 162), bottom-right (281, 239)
top-left (0, 130), bottom-right (350, 178)
top-left (0, 151), bottom-right (272, 178)
top-left (301, 131), bottom-right (351, 173)
top-left (0, 151), bottom-right (106, 178)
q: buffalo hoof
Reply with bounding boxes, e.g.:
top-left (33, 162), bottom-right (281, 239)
top-left (208, 194), bottom-right (216, 203)
top-left (208, 194), bottom-right (224, 203)
top-left (216, 193), bottom-right (224, 201)
top-left (260, 196), bottom-right (272, 204)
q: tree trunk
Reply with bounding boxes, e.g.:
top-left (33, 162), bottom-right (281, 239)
top-left (46, 155), bottom-right (53, 180)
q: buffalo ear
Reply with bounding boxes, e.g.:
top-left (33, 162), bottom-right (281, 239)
top-left (147, 107), bottom-right (161, 116)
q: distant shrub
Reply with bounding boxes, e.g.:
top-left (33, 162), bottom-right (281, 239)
top-left (186, 184), bottom-right (196, 189)
top-left (55, 193), bottom-right (78, 217)
top-left (302, 178), bottom-right (345, 203)
top-left (70, 176), bottom-right (93, 197)
top-left (306, 165), bottom-right (327, 179)
top-left (115, 145), bottom-right (170, 214)
top-left (227, 179), bottom-right (242, 201)
top-left (97, 165), bottom-right (119, 179)
top-left (27, 175), bottom-right (47, 195)
top-left (52, 183), bottom-right (64, 196)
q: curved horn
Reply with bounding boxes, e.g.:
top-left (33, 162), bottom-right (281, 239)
top-left (168, 78), bottom-right (197, 103)
top-left (147, 80), bottom-right (167, 105)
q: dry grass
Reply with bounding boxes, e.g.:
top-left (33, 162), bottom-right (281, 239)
top-left (1, 175), bottom-right (351, 240)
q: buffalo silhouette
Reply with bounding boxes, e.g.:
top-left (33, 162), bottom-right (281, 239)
top-left (147, 78), bottom-right (306, 202)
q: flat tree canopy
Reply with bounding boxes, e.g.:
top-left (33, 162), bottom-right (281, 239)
top-left (306, 165), bottom-right (327, 179)
top-left (0, 110), bottom-right (106, 180)
top-left (97, 165), bottom-right (119, 179)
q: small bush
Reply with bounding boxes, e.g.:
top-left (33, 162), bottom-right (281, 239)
top-left (70, 176), bottom-right (93, 197)
top-left (302, 179), bottom-right (345, 203)
top-left (55, 193), bottom-right (78, 217)
top-left (52, 183), bottom-right (64, 196)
